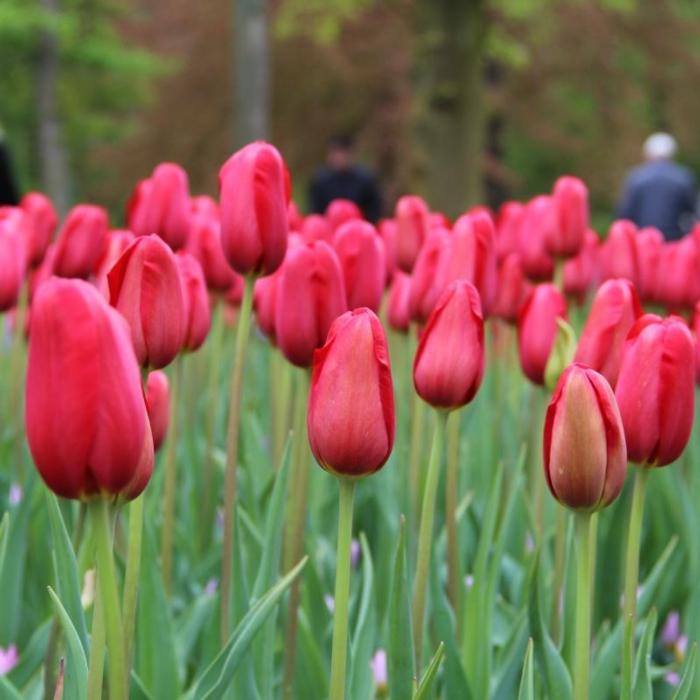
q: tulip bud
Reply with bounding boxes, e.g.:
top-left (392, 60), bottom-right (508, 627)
top-left (186, 207), bottom-right (236, 292)
top-left (574, 279), bottom-right (642, 387)
top-left (108, 234), bottom-right (186, 369)
top-left (395, 195), bottom-right (430, 272)
top-left (326, 199), bottom-right (362, 231)
top-left (288, 201), bottom-right (303, 231)
top-left (493, 254), bottom-right (531, 324)
top-left (413, 280), bottom-right (484, 409)
top-left (563, 229), bottom-right (599, 303)
top-left (307, 308), bottom-right (395, 477)
top-left (176, 251), bottom-right (211, 352)
top-left (602, 220), bottom-right (639, 286)
top-left (693, 301), bottom-right (700, 385)
top-left (53, 205), bottom-right (109, 279)
top-left (547, 176), bottom-right (588, 258)
top-left (543, 364), bottom-right (626, 511)
top-left (253, 271), bottom-right (281, 342)
top-left (635, 227), bottom-right (663, 303)
top-left (519, 196), bottom-right (555, 281)
top-left (26, 278), bottom-right (153, 500)
top-left (387, 270), bottom-right (411, 333)
top-left (615, 315), bottom-right (695, 466)
top-left (333, 220), bottom-right (385, 312)
top-left (408, 227), bottom-right (449, 324)
top-left (656, 237), bottom-right (700, 312)
top-left (300, 214), bottom-right (333, 245)
top-left (517, 283), bottom-right (568, 385)
top-left (276, 240), bottom-right (347, 367)
top-left (495, 201), bottom-right (524, 262)
top-left (145, 370), bottom-right (170, 452)
top-left (148, 163), bottom-right (192, 250)
top-left (219, 142), bottom-right (290, 276)
top-left (0, 211), bottom-right (27, 312)
top-left (20, 192), bottom-right (57, 267)
top-left (94, 230), bottom-right (136, 299)
top-left (377, 219), bottom-right (398, 284)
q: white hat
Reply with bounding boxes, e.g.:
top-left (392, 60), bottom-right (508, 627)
top-left (643, 132), bottom-right (677, 161)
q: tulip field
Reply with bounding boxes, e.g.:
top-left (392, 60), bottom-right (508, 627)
top-left (2, 144), bottom-right (700, 700)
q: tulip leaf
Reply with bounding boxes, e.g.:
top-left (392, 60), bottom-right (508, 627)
top-left (491, 610), bottom-right (529, 700)
top-left (349, 533), bottom-right (376, 700)
top-left (0, 676), bottom-right (23, 700)
top-left (175, 590), bottom-right (217, 672)
top-left (46, 492), bottom-right (88, 654)
top-left (517, 639), bottom-right (535, 700)
top-left (388, 515), bottom-right (415, 700)
top-left (412, 642), bottom-right (445, 700)
top-left (6, 618), bottom-right (51, 690)
top-left (47, 586), bottom-right (88, 700)
top-left (129, 671), bottom-right (155, 700)
top-left (296, 610), bottom-right (329, 700)
top-left (632, 608), bottom-right (657, 700)
top-left (671, 643), bottom-right (698, 700)
top-left (0, 512), bottom-right (9, 577)
top-left (188, 556), bottom-right (308, 700)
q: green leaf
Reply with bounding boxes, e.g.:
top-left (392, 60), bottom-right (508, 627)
top-left (389, 515), bottom-right (415, 700)
top-left (47, 586), bottom-right (88, 700)
top-left (632, 609), bottom-right (657, 700)
top-left (491, 611), bottom-right (528, 700)
top-left (413, 642), bottom-right (445, 700)
top-left (188, 557), bottom-right (308, 700)
top-left (0, 675), bottom-right (24, 700)
top-left (296, 610), bottom-right (328, 700)
top-left (517, 639), bottom-right (534, 700)
top-left (671, 643), bottom-right (698, 700)
top-left (349, 533), bottom-right (376, 700)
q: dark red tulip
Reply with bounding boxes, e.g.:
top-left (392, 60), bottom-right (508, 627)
top-left (395, 195), bottom-right (430, 273)
top-left (326, 199), bottom-right (362, 232)
top-left (176, 251), bottom-right (211, 352)
top-left (20, 192), bottom-right (57, 267)
top-left (519, 196), bottom-right (555, 281)
top-left (387, 270), bottom-right (411, 333)
top-left (574, 279), bottom-right (642, 387)
top-left (0, 210), bottom-right (27, 311)
top-left (543, 364), bottom-right (626, 511)
top-left (300, 214), bottom-right (333, 245)
top-left (602, 220), bottom-right (639, 287)
top-left (26, 278), bottom-right (153, 500)
top-left (145, 370), bottom-right (170, 452)
top-left (308, 308), bottom-right (395, 477)
top-left (615, 315), bottom-right (695, 466)
top-left (547, 176), bottom-right (588, 258)
top-left (493, 254), bottom-right (531, 324)
top-left (413, 280), bottom-right (484, 409)
top-left (635, 227), bottom-right (664, 303)
top-left (517, 283), bottom-right (568, 385)
top-left (53, 205), bottom-right (109, 279)
top-left (409, 227), bottom-right (449, 325)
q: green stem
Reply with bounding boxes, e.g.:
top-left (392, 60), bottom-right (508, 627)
top-left (554, 258), bottom-right (565, 293)
top-left (409, 393), bottom-right (426, 523)
top-left (160, 356), bottom-right (182, 594)
top-left (574, 512), bottom-right (593, 700)
top-left (412, 409), bottom-right (448, 671)
top-left (621, 468), bottom-right (649, 700)
top-left (329, 478), bottom-right (356, 700)
top-left (90, 500), bottom-right (126, 700)
top-left (551, 503), bottom-right (567, 643)
top-left (220, 273), bottom-right (255, 645)
top-left (122, 494), bottom-right (144, 668)
top-left (87, 584), bottom-right (106, 700)
top-left (445, 411), bottom-right (460, 619)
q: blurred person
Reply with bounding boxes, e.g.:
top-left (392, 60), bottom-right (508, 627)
top-left (0, 124), bottom-right (19, 205)
top-left (617, 133), bottom-right (697, 240)
top-left (309, 134), bottom-right (382, 222)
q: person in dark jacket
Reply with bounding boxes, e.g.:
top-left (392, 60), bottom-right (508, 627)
top-left (309, 134), bottom-right (382, 222)
top-left (0, 126), bottom-right (19, 206)
top-left (617, 133), bottom-right (697, 240)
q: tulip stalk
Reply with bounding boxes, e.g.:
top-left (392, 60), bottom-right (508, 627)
top-left (87, 585), bottom-right (106, 700)
top-left (621, 467), bottom-right (649, 700)
top-left (220, 273), bottom-right (255, 644)
top-left (413, 409), bottom-right (448, 670)
top-left (445, 411), bottom-right (461, 617)
top-left (122, 493), bottom-right (144, 667)
top-left (574, 512), bottom-right (593, 700)
top-left (329, 478), bottom-right (356, 700)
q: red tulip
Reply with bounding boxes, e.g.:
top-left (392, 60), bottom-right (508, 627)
top-left (326, 199), bottom-right (362, 231)
top-left (288, 201), bottom-right (303, 231)
top-left (495, 201), bottom-right (524, 262)
top-left (543, 364), bottom-right (626, 510)
top-left (53, 205), bottom-right (109, 279)
top-left (519, 196), bottom-right (555, 281)
top-left (387, 270), bottom-right (411, 333)
top-left (219, 142), bottom-right (290, 276)
top-left (145, 370), bottom-right (170, 452)
top-left (615, 315), bottom-right (695, 466)
top-left (377, 219), bottom-right (398, 284)
top-left (693, 301), bottom-right (700, 384)
top-left (108, 234), bottom-right (186, 369)
top-left (409, 227), bottom-right (449, 324)
top-left (395, 195), bottom-right (430, 273)
top-left (275, 240), bottom-right (347, 367)
top-left (94, 230), bottom-right (136, 299)
top-left (413, 280), bottom-right (484, 409)
top-left (547, 176), bottom-right (588, 258)
top-left (29, 244), bottom-right (56, 302)
top-left (333, 220), bottom-right (385, 312)
top-left (25, 278), bottom-right (153, 500)
top-left (20, 192), bottom-right (57, 266)
top-left (635, 227), bottom-right (664, 303)
top-left (186, 207), bottom-right (237, 292)
top-left (308, 307), bottom-right (395, 477)
top-left (253, 272), bottom-right (281, 342)
top-left (602, 220), bottom-right (639, 286)
top-left (176, 251), bottom-right (211, 352)
top-left (656, 237), bottom-right (700, 311)
top-left (493, 254), bottom-right (531, 324)
top-left (517, 283), bottom-right (568, 385)
top-left (0, 210), bottom-right (27, 311)
top-left (563, 229), bottom-right (599, 304)
top-left (574, 279), bottom-right (642, 387)
top-left (300, 214), bottom-right (333, 245)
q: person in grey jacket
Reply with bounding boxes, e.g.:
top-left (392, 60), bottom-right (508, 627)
top-left (617, 133), bottom-right (697, 240)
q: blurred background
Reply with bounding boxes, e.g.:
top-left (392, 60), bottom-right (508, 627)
top-left (2, 0), bottom-right (700, 225)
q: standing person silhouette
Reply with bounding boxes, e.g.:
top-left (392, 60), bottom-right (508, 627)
top-left (617, 133), bottom-right (697, 241)
top-left (0, 125), bottom-right (19, 206)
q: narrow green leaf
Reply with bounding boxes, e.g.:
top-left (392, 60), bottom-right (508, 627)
top-left (517, 639), bottom-right (534, 700)
top-left (671, 643), bottom-right (698, 700)
top-left (632, 609), bottom-right (657, 700)
top-left (295, 610), bottom-right (328, 700)
top-left (491, 611), bottom-right (528, 700)
top-left (349, 533), bottom-right (376, 700)
top-left (413, 642), bottom-right (445, 700)
top-left (0, 675), bottom-right (23, 700)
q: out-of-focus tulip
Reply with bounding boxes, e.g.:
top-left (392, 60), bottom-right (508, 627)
top-left (276, 240), bottom-right (347, 367)
top-left (176, 251), bottom-right (211, 352)
top-left (326, 199), bottom-right (362, 231)
top-left (145, 370), bottom-right (170, 452)
top-left (253, 271), bottom-right (280, 342)
top-left (615, 315), bottom-right (695, 466)
top-left (519, 196), bottom-right (555, 281)
top-left (409, 227), bottom-right (449, 324)
top-left (575, 279), bottom-right (642, 387)
top-left (602, 220), bottom-right (639, 286)
top-left (288, 201), bottom-right (303, 231)
top-left (53, 205), bottom-right (108, 279)
top-left (219, 142), bottom-right (290, 276)
top-left (387, 270), bottom-right (412, 333)
top-left (25, 278), bottom-right (153, 500)
top-left (493, 254), bottom-right (531, 324)
top-left (563, 229), bottom-right (599, 303)
top-left (20, 192), bottom-right (57, 266)
top-left (186, 208), bottom-right (237, 292)
top-left (495, 201), bottom-right (524, 262)
top-left (301, 214), bottom-right (333, 245)
top-left (547, 176), bottom-right (588, 259)
top-left (517, 283), bottom-right (568, 385)
top-left (29, 244), bottom-right (56, 302)
top-left (377, 219), bottom-right (398, 285)
top-left (93, 230), bottom-right (136, 299)
top-left (413, 280), bottom-right (484, 409)
top-left (657, 237), bottom-right (700, 311)
top-left (635, 227), bottom-right (664, 302)
top-left (108, 234), bottom-right (185, 369)
top-left (308, 307), bottom-right (395, 477)
top-left (693, 301), bottom-right (700, 384)
top-left (395, 195), bottom-right (430, 272)
top-left (0, 210), bottom-right (27, 311)
top-left (333, 220), bottom-right (385, 312)
top-left (543, 364), bottom-right (626, 510)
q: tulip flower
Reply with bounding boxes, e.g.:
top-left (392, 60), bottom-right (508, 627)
top-left (574, 279), bottom-right (642, 387)
top-left (377, 219), bottom-right (397, 285)
top-left (395, 195), bottom-right (430, 272)
top-left (602, 220), bottom-right (639, 286)
top-left (186, 205), bottom-right (237, 292)
top-left (493, 254), bottom-right (531, 324)
top-left (219, 141), bottom-right (290, 276)
top-left (519, 196), bottom-right (555, 281)
top-left (563, 230), bottom-right (599, 304)
top-left (253, 272), bottom-right (281, 342)
top-left (387, 270), bottom-right (411, 333)
top-left (408, 227), bottom-right (449, 324)
top-left (517, 283), bottom-right (568, 385)
top-left (20, 192), bottom-right (57, 266)
top-left (176, 251), bottom-right (211, 352)
top-left (53, 204), bottom-right (109, 279)
top-left (93, 230), bottom-right (135, 299)
top-left (547, 176), bottom-right (588, 259)
top-left (656, 237), bottom-right (700, 312)
top-left (495, 201), bottom-right (524, 262)
top-left (326, 199), bottom-right (362, 232)
top-left (145, 370), bottom-right (171, 452)
top-left (300, 214), bottom-right (333, 245)
top-left (333, 220), bottom-right (385, 312)
top-left (108, 234), bottom-right (186, 369)
top-left (413, 280), bottom-right (484, 410)
top-left (0, 211), bottom-right (27, 312)
top-left (288, 201), bottom-right (303, 231)
top-left (635, 227), bottom-right (663, 302)
top-left (693, 301), bottom-right (700, 384)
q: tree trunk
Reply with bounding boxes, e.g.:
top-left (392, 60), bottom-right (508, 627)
top-left (232, 0), bottom-right (270, 147)
top-left (413, 0), bottom-right (487, 217)
top-left (37, 0), bottom-right (71, 215)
